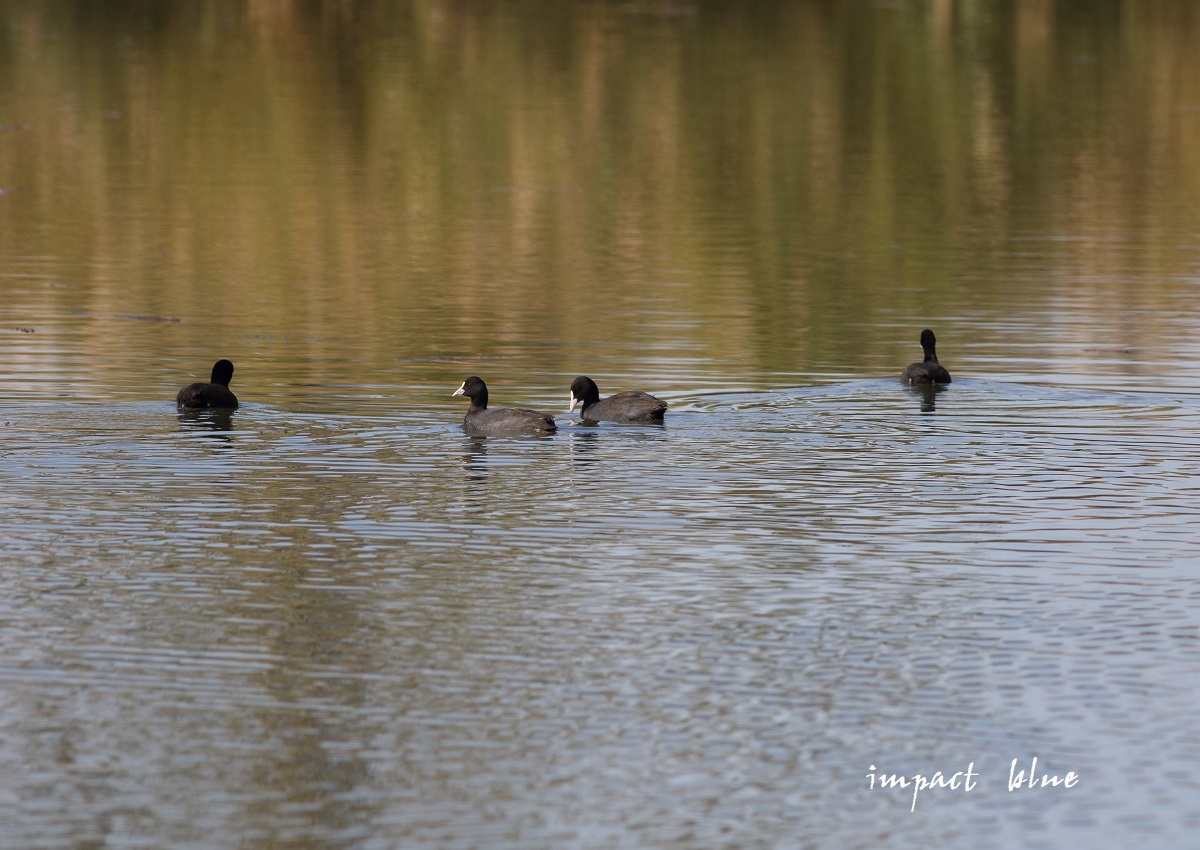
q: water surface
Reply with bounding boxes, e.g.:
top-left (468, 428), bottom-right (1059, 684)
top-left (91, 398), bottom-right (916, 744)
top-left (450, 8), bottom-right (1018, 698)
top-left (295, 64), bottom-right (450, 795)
top-left (3, 2), bottom-right (1200, 848)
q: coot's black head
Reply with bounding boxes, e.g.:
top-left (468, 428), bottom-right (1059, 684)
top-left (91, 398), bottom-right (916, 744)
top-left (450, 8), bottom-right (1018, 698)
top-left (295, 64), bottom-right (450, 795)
top-left (453, 376), bottom-right (489, 408)
top-left (920, 329), bottom-right (937, 350)
top-left (569, 376), bottom-right (600, 412)
top-left (210, 359), bottom-right (235, 387)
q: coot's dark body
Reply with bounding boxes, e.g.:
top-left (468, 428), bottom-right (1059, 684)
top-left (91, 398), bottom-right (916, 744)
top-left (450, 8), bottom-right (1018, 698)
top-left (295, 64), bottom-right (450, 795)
top-left (453, 376), bottom-right (556, 435)
top-left (569, 376), bottom-right (666, 423)
top-left (177, 359), bottom-right (239, 409)
top-left (901, 330), bottom-right (951, 385)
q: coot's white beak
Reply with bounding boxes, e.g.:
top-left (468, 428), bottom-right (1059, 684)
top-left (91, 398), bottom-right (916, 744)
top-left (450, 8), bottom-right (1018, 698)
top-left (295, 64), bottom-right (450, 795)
top-left (452, 383), bottom-right (465, 397)
top-left (569, 393), bottom-right (578, 413)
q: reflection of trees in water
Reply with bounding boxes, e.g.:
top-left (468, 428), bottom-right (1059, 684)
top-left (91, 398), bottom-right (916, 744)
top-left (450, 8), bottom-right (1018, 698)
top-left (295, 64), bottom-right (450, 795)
top-left (7, 0), bottom-right (1197, 382)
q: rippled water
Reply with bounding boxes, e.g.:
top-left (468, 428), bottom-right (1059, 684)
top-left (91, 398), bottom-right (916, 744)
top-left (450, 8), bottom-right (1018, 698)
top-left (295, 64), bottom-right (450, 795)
top-left (5, 1), bottom-right (1200, 848)
top-left (3, 373), bottom-right (1199, 848)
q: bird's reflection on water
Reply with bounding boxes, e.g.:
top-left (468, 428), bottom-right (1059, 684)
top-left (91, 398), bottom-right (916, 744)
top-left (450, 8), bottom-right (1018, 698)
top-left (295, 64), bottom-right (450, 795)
top-left (176, 407), bottom-right (235, 442)
top-left (906, 383), bottom-right (946, 413)
top-left (460, 434), bottom-right (491, 489)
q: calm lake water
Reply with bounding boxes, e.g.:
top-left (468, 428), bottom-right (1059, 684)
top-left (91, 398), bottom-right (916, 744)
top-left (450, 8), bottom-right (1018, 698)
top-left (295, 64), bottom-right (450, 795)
top-left (3, 2), bottom-right (1200, 848)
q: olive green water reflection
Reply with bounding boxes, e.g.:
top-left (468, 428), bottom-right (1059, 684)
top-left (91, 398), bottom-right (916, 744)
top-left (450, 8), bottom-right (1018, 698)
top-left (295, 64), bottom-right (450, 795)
top-left (4, 3), bottom-right (1200, 849)
top-left (4, 0), bottom-right (1200, 394)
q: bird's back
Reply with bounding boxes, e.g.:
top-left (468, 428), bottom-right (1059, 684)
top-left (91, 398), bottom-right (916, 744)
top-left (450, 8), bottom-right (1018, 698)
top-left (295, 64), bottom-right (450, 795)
top-left (465, 406), bottom-right (556, 435)
top-left (583, 390), bottom-right (667, 422)
top-left (177, 383), bottom-right (239, 409)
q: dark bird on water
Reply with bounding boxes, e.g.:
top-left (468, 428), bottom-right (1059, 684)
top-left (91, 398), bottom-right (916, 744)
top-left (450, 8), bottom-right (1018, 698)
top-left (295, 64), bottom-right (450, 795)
top-left (901, 329), bottom-right (951, 385)
top-left (568, 376), bottom-right (667, 423)
top-left (176, 359), bottom-right (239, 409)
top-left (452, 376), bottom-right (556, 435)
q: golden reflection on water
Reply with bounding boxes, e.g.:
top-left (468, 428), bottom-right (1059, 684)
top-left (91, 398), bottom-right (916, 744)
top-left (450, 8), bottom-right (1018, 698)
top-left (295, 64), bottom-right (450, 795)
top-left (3, 0), bottom-right (1200, 396)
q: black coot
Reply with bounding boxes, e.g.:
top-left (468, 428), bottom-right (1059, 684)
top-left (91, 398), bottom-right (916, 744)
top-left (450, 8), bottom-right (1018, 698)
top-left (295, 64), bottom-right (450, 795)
top-left (452, 376), bottom-right (556, 435)
top-left (569, 376), bottom-right (666, 423)
top-left (177, 359), bottom-right (239, 409)
top-left (901, 330), bottom-right (951, 385)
